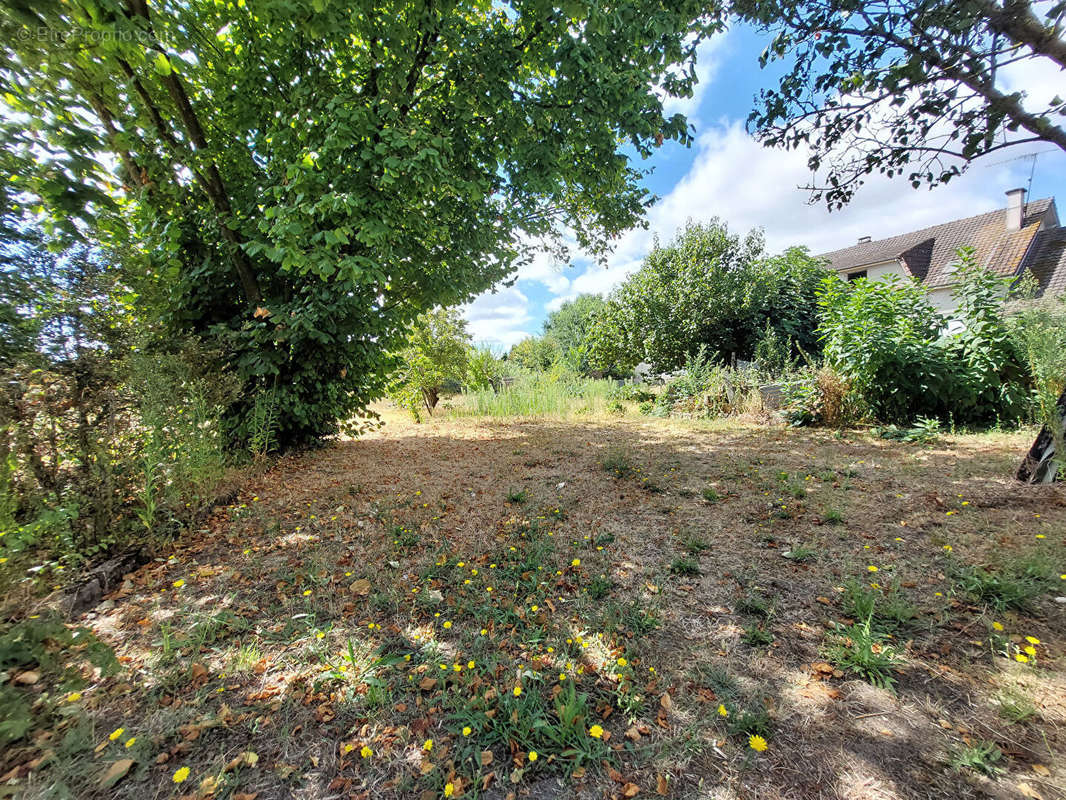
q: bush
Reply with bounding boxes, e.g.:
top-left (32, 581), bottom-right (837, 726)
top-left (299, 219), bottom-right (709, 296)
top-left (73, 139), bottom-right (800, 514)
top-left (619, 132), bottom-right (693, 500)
top-left (0, 344), bottom-right (236, 590)
top-left (783, 366), bottom-right (864, 427)
top-left (817, 251), bottom-right (1030, 426)
top-left (1009, 293), bottom-right (1066, 476)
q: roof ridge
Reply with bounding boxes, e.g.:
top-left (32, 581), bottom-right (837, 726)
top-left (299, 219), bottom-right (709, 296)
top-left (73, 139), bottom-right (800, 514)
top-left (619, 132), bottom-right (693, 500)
top-left (818, 196), bottom-right (1053, 259)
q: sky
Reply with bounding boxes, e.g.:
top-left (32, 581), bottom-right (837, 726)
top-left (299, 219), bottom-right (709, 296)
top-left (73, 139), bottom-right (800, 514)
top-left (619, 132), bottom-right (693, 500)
top-left (462, 24), bottom-right (1066, 351)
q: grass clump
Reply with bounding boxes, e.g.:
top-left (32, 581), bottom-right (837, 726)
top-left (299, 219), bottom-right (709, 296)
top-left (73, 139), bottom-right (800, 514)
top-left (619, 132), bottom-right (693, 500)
top-left (701, 486), bottom-right (720, 503)
top-left (823, 618), bottom-right (902, 690)
top-left (995, 686), bottom-right (1036, 724)
top-left (586, 574), bottom-right (615, 600)
top-left (783, 543), bottom-right (818, 562)
top-left (822, 508), bottom-right (844, 525)
top-left (735, 590), bottom-right (775, 618)
top-left (951, 552), bottom-right (1058, 612)
top-left (506, 488), bottom-right (528, 504)
top-left (601, 447), bottom-right (633, 478)
top-left (740, 622), bottom-right (774, 647)
top-left (669, 556), bottom-right (700, 576)
top-left (841, 579), bottom-right (917, 632)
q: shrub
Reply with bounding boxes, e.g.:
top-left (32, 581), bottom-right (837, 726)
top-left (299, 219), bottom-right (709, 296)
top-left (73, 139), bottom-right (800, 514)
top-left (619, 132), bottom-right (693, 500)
top-left (783, 366), bottom-right (864, 427)
top-left (816, 251), bottom-right (1030, 426)
top-left (817, 274), bottom-right (959, 423)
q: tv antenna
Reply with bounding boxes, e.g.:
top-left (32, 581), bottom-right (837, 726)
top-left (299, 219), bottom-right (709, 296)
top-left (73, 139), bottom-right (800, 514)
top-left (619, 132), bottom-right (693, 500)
top-left (984, 149), bottom-right (1056, 198)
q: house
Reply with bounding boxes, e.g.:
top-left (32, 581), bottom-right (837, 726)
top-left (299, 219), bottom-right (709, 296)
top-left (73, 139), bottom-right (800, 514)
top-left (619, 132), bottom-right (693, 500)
top-left (817, 188), bottom-right (1066, 315)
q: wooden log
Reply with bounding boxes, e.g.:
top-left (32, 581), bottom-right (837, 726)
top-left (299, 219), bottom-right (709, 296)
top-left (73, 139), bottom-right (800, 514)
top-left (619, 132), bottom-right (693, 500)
top-left (1017, 389), bottom-right (1066, 483)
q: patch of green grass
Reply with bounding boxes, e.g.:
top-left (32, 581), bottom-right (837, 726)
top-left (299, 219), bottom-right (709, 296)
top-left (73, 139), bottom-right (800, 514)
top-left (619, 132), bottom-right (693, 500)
top-left (669, 556), bottom-right (700, 576)
top-left (692, 662), bottom-right (740, 701)
top-left (586, 573), bottom-right (614, 600)
top-left (726, 705), bottom-right (772, 739)
top-left (680, 534), bottom-right (710, 554)
top-left (735, 590), bottom-right (775, 618)
top-left (231, 643), bottom-right (262, 672)
top-left (701, 487), bottom-right (720, 503)
top-left (840, 579), bottom-right (917, 633)
top-left (599, 599), bottom-right (659, 637)
top-left (601, 447), bottom-right (633, 478)
top-left (822, 508), bottom-right (844, 525)
top-left (951, 554), bottom-right (1056, 612)
top-left (823, 618), bottom-right (902, 690)
top-left (949, 740), bottom-right (1003, 776)
top-left (995, 686), bottom-right (1036, 724)
top-left (506, 488), bottom-right (528, 504)
top-left (783, 544), bottom-right (818, 562)
top-left (740, 622), bottom-right (774, 647)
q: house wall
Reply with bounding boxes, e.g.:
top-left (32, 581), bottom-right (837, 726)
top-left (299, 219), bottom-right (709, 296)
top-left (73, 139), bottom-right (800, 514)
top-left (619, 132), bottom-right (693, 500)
top-left (835, 260), bottom-right (905, 281)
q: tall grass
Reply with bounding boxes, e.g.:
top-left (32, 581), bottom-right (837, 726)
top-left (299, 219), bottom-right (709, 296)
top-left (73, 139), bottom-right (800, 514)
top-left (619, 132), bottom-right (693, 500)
top-left (449, 372), bottom-right (617, 418)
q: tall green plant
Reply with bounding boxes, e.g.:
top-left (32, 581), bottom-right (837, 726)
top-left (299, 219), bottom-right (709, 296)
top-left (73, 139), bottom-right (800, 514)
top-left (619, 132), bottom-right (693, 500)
top-left (817, 274), bottom-right (957, 423)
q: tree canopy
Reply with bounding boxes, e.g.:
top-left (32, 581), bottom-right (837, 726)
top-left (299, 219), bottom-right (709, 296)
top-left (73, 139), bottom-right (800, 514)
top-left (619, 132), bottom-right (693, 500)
top-left (587, 220), bottom-right (826, 373)
top-left (1, 0), bottom-right (721, 446)
top-left (735, 0), bottom-right (1066, 207)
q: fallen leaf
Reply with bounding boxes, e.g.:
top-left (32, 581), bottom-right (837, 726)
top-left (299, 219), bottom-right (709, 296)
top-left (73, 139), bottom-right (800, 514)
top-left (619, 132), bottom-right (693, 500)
top-left (419, 678), bottom-right (437, 691)
top-left (349, 579), bottom-right (371, 596)
top-left (200, 775), bottom-right (219, 795)
top-left (1018, 783), bottom-right (1044, 800)
top-left (98, 759), bottom-right (134, 788)
top-left (480, 750), bottom-right (493, 766)
top-left (224, 751), bottom-right (259, 772)
top-left (1031, 764), bottom-right (1050, 777)
top-left (14, 671), bottom-right (40, 685)
top-left (622, 782), bottom-right (640, 797)
top-left (659, 693), bottom-right (673, 712)
top-left (656, 774), bottom-right (669, 795)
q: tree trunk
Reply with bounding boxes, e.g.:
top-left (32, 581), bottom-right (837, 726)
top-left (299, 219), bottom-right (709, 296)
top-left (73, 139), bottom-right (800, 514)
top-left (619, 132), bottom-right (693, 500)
top-left (1017, 389), bottom-right (1066, 483)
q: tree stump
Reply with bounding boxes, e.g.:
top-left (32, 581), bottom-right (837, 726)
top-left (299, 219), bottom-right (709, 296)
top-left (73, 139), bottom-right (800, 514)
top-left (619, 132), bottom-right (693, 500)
top-left (1017, 389), bottom-right (1066, 483)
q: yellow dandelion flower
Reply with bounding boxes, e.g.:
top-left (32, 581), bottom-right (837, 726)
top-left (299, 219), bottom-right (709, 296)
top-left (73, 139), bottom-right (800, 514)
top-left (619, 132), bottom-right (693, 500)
top-left (360, 745), bottom-right (373, 758)
top-left (1015, 653), bottom-right (1029, 663)
top-left (529, 751), bottom-right (538, 762)
top-left (589, 724), bottom-right (604, 738)
top-left (462, 726), bottom-right (472, 736)
top-left (513, 686), bottom-right (522, 696)
top-left (571, 558), bottom-right (580, 567)
top-left (749, 734), bottom-right (768, 752)
top-left (992, 621), bottom-right (1004, 631)
top-left (423, 739), bottom-right (433, 752)
top-left (443, 621), bottom-right (452, 629)
top-left (66, 692), bottom-right (82, 702)
top-left (444, 783), bottom-right (454, 798)
top-left (468, 660), bottom-right (475, 669)
top-left (303, 589), bottom-right (312, 596)
top-left (1025, 636), bottom-right (1040, 645)
top-left (124, 737), bottom-right (136, 748)
top-left (718, 704), bottom-right (729, 717)
top-left (109, 727), bottom-right (125, 741)
top-left (172, 579), bottom-right (185, 588)
top-left (867, 566), bottom-right (878, 573)
top-left (172, 766), bottom-right (190, 783)
top-left (1024, 645), bottom-right (1037, 657)
top-left (617, 657), bottom-right (627, 667)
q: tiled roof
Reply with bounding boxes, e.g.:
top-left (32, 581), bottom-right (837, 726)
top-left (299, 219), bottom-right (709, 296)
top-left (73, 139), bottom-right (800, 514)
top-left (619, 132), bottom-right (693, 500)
top-left (1027, 227), bottom-right (1066, 297)
top-left (818, 198), bottom-right (1054, 288)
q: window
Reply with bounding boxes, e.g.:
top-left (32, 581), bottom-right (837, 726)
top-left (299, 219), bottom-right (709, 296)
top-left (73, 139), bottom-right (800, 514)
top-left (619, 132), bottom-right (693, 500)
top-left (847, 270), bottom-right (867, 281)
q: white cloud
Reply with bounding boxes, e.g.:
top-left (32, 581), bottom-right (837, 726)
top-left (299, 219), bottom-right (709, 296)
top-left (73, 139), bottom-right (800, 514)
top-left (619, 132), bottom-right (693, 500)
top-left (462, 286), bottom-right (535, 350)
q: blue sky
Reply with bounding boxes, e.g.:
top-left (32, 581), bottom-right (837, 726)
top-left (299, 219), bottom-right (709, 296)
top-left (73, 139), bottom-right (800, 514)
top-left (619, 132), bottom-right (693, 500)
top-left (463, 24), bottom-right (1066, 351)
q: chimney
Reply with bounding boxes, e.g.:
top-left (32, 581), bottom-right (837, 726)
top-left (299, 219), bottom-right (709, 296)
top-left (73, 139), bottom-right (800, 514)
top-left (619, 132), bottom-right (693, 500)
top-left (1005, 187), bottom-right (1026, 231)
top-left (857, 235), bottom-right (871, 243)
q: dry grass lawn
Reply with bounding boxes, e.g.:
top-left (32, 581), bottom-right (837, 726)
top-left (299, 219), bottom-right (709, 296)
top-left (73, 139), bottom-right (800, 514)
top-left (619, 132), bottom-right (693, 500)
top-left (10, 408), bottom-right (1066, 800)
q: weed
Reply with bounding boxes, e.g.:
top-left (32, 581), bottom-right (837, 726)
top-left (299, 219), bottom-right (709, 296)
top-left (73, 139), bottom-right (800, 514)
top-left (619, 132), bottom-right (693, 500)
top-left (823, 618), bottom-right (902, 689)
top-left (693, 662), bottom-right (740, 701)
top-left (586, 573), bottom-right (615, 600)
top-left (783, 544), bottom-right (818, 562)
top-left (841, 579), bottom-right (917, 632)
top-left (735, 590), bottom-right (775, 618)
top-left (995, 687), bottom-right (1036, 724)
top-left (601, 447), bottom-right (633, 478)
top-left (701, 487), bottom-right (720, 503)
top-left (951, 559), bottom-right (1052, 612)
top-left (949, 740), bottom-right (1003, 776)
top-left (506, 488), bottom-right (528, 504)
top-left (670, 556), bottom-right (700, 576)
top-left (823, 508), bottom-right (844, 525)
top-left (741, 623), bottom-right (774, 646)
top-left (727, 705), bottom-right (772, 739)
top-left (681, 534), bottom-right (710, 554)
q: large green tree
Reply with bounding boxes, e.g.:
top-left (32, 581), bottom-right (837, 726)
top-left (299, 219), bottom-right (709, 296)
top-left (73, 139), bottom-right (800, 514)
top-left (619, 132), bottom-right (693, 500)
top-left (1, 0), bottom-right (720, 446)
top-left (587, 220), bottom-right (825, 373)
top-left (542, 293), bottom-right (610, 374)
top-left (735, 0), bottom-right (1066, 208)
